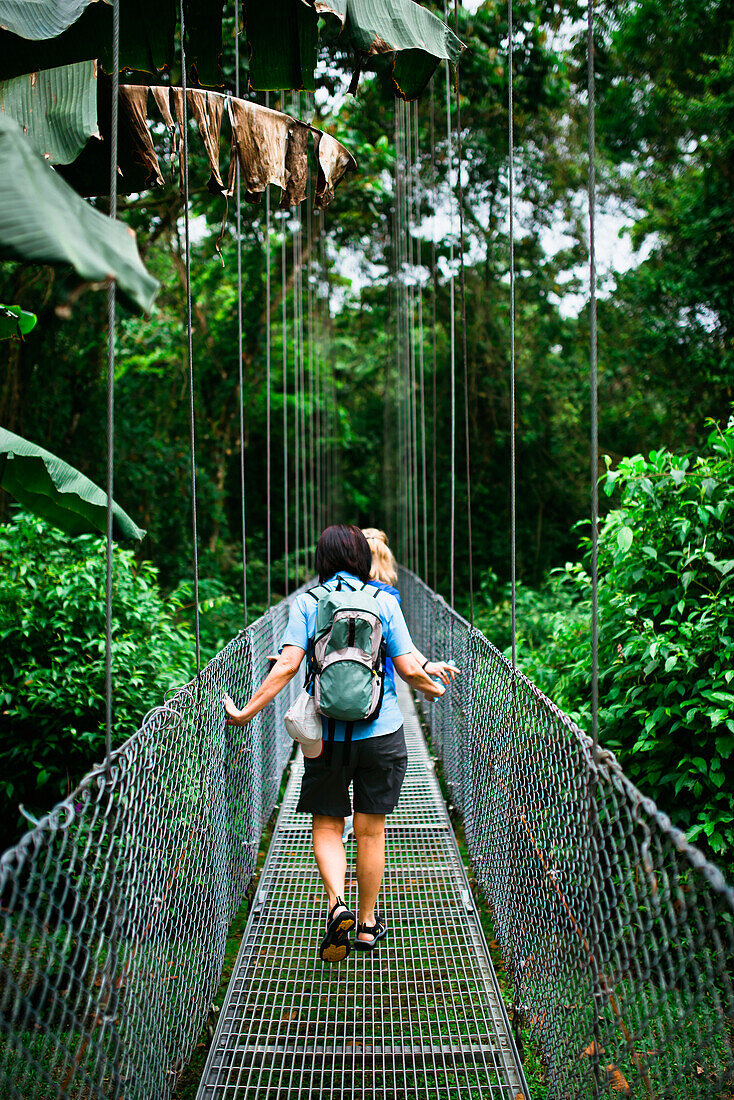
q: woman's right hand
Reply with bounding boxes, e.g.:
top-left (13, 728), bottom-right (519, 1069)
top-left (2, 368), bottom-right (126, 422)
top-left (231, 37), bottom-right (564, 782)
top-left (423, 661), bottom-right (459, 686)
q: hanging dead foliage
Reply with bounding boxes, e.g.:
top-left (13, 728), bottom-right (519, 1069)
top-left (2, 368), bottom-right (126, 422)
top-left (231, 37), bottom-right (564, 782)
top-left (58, 80), bottom-right (356, 209)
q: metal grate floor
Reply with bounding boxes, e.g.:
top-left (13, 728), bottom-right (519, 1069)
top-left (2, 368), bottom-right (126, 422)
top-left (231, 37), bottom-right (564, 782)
top-left (197, 683), bottom-right (529, 1099)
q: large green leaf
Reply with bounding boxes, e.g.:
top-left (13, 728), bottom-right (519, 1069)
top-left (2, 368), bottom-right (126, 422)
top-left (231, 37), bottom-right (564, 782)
top-left (0, 0), bottom-right (218, 85)
top-left (246, 0), bottom-right (319, 92)
top-left (0, 60), bottom-right (98, 163)
top-left (0, 428), bottom-right (146, 540)
top-left (0, 113), bottom-right (158, 312)
top-left (0, 0), bottom-right (104, 39)
top-left (245, 0), bottom-right (463, 97)
top-left (316, 0), bottom-right (464, 99)
top-left (0, 304), bottom-right (37, 338)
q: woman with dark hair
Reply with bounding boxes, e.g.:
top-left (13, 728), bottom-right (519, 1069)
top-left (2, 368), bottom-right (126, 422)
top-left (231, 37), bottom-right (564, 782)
top-left (223, 523), bottom-right (444, 963)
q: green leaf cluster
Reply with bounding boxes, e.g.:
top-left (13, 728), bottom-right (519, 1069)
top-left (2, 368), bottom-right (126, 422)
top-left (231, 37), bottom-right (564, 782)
top-left (503, 417), bottom-right (734, 875)
top-left (0, 511), bottom-right (196, 849)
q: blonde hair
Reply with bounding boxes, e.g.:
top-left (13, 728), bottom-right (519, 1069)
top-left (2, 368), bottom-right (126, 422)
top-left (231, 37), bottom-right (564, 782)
top-left (362, 527), bottom-right (398, 587)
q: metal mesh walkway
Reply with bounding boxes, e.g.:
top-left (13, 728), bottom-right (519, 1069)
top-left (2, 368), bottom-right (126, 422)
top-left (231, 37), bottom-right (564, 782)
top-left (196, 680), bottom-right (529, 1100)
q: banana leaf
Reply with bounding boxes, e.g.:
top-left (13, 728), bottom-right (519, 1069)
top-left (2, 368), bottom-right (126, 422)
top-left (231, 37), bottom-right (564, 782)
top-left (317, 0), bottom-right (464, 99)
top-left (0, 60), bottom-right (98, 164)
top-left (0, 112), bottom-right (158, 313)
top-left (0, 0), bottom-right (103, 39)
top-left (0, 0), bottom-right (219, 85)
top-left (246, 0), bottom-right (318, 92)
top-left (0, 427), bottom-right (146, 540)
top-left (58, 83), bottom-right (356, 208)
top-left (247, 0), bottom-right (464, 98)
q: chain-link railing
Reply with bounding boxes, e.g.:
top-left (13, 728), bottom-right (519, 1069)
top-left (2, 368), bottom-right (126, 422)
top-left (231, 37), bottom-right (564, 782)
top-left (0, 594), bottom-right (303, 1100)
top-left (400, 566), bottom-right (734, 1100)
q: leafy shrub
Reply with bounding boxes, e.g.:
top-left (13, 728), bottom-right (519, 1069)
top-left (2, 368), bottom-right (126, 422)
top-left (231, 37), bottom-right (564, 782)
top-left (0, 513), bottom-right (196, 848)
top-left (486, 419), bottom-right (734, 875)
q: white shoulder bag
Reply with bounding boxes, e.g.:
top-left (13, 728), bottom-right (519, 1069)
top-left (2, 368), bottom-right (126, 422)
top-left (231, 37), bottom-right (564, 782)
top-left (284, 689), bottom-right (323, 757)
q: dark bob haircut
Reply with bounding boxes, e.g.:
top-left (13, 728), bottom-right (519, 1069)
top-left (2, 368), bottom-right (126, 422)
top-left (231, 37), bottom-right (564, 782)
top-left (315, 524), bottom-right (372, 583)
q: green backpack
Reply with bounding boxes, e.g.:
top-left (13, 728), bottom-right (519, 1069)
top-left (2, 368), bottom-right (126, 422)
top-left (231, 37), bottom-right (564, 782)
top-left (306, 578), bottom-right (387, 761)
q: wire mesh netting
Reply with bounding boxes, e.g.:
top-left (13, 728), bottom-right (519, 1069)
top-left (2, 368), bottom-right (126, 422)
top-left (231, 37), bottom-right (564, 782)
top-left (0, 595), bottom-right (303, 1100)
top-left (399, 566), bottom-right (734, 1100)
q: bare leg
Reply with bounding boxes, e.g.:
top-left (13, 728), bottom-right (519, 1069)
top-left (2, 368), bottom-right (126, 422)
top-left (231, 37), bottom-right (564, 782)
top-left (354, 812), bottom-right (386, 942)
top-left (312, 814), bottom-right (347, 915)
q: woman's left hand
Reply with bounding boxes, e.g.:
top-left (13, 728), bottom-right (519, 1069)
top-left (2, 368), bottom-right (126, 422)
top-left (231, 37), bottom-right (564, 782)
top-left (223, 693), bottom-right (250, 726)
top-left (423, 661), bottom-right (459, 685)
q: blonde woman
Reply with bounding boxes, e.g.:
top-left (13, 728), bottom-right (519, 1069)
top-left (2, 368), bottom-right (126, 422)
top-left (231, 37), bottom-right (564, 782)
top-left (362, 528), bottom-right (458, 688)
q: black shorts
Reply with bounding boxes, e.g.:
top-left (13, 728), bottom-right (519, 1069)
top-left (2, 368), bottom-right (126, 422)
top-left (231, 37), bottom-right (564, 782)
top-left (296, 726), bottom-right (408, 817)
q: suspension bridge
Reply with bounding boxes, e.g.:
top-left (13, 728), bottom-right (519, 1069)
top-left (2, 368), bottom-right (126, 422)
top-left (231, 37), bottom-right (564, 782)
top-left (1, 571), bottom-right (732, 1099)
top-left (0, 1), bottom-right (733, 1098)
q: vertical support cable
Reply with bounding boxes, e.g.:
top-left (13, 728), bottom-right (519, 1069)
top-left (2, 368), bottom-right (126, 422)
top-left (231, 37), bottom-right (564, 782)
top-left (314, 223), bottom-right (319, 532)
top-left (587, 0), bottom-right (602, 1092)
top-left (445, 53), bottom-right (457, 609)
top-left (406, 101), bottom-right (419, 576)
top-left (180, 0), bottom-right (201, 676)
top-left (104, 0), bottom-right (120, 769)
top-left (508, 0), bottom-right (517, 673)
top-left (307, 166), bottom-right (316, 567)
top-left (299, 209), bottom-right (308, 574)
top-left (282, 202), bottom-right (289, 596)
top-left (265, 92), bottom-right (272, 607)
top-left (507, 0), bottom-right (522, 1059)
top-left (454, 1), bottom-right (474, 625)
top-left (414, 100), bottom-right (429, 583)
top-left (430, 83), bottom-right (438, 593)
top-left (234, 4), bottom-right (247, 625)
top-left (293, 204), bottom-right (300, 586)
top-left (588, 0), bottom-right (599, 763)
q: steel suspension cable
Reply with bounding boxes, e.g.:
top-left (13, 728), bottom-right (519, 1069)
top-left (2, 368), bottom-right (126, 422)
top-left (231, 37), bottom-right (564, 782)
top-left (406, 100), bottom-right (420, 575)
top-left (394, 99), bottom-right (405, 560)
top-left (587, 0), bottom-right (602, 1090)
top-left (298, 200), bottom-right (308, 576)
top-left (315, 227), bottom-right (323, 533)
top-left (234, 6), bottom-right (247, 624)
top-left (453, 0), bottom-right (474, 624)
top-left (179, 0), bottom-right (201, 676)
top-left (399, 100), bottom-right (412, 568)
top-left (507, 0), bottom-right (522, 1057)
top-left (430, 83), bottom-right (438, 592)
top-left (414, 99), bottom-right (429, 584)
top-left (104, 0), bottom-right (120, 770)
top-left (306, 165), bottom-right (316, 566)
top-left (444, 52), bottom-right (457, 609)
top-left (293, 202), bottom-right (300, 585)
top-left (508, 0), bottom-right (517, 674)
top-left (265, 92), bottom-right (272, 607)
top-left (588, 0), bottom-right (599, 764)
top-left (282, 203), bottom-right (289, 596)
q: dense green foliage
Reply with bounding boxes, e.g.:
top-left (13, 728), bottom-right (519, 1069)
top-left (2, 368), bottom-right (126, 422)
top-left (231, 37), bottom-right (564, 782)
top-left (0, 512), bottom-right (195, 848)
top-left (480, 419), bottom-right (734, 873)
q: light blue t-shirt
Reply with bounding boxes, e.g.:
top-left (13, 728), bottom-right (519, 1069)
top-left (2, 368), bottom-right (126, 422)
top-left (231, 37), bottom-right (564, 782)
top-left (280, 571), bottom-right (413, 741)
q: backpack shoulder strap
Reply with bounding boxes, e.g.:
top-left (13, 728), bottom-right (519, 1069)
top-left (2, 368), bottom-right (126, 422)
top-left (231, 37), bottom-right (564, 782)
top-left (306, 584), bottom-right (324, 602)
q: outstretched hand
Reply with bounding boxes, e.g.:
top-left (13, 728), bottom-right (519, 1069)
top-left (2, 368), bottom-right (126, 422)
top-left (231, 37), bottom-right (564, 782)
top-left (423, 661), bottom-right (459, 686)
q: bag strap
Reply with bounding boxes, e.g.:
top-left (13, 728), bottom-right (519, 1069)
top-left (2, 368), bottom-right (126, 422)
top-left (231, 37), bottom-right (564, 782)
top-left (324, 717), bottom-right (336, 767)
top-left (343, 721), bottom-right (354, 766)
